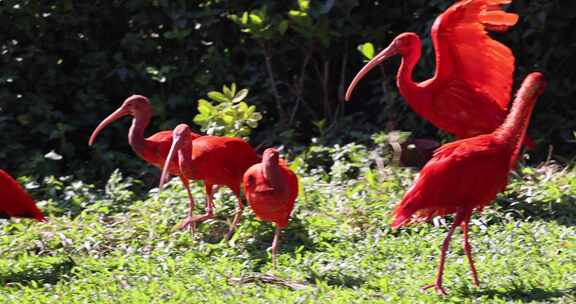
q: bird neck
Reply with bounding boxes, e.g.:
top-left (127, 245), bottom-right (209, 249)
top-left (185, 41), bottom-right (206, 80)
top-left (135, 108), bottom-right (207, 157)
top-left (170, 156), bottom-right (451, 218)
top-left (494, 84), bottom-right (539, 167)
top-left (263, 159), bottom-right (283, 190)
top-left (397, 45), bottom-right (424, 106)
top-left (128, 112), bottom-right (152, 158)
top-left (178, 139), bottom-right (194, 176)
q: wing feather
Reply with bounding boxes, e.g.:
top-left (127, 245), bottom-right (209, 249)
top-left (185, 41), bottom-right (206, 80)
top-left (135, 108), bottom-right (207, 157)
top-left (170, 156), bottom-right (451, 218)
top-left (432, 0), bottom-right (518, 109)
top-left (392, 135), bottom-right (507, 228)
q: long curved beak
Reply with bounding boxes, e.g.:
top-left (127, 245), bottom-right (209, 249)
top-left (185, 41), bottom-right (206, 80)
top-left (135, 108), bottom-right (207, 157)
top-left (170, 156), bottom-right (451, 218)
top-left (345, 43), bottom-right (399, 101)
top-left (159, 134), bottom-right (185, 191)
top-left (88, 106), bottom-right (129, 146)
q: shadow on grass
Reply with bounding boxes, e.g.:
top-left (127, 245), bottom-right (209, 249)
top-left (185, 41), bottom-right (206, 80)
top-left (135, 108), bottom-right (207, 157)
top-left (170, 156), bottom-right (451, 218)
top-left (462, 285), bottom-right (576, 302)
top-left (495, 195), bottom-right (576, 227)
top-left (241, 217), bottom-right (367, 288)
top-left (0, 257), bottom-right (76, 287)
top-left (242, 216), bottom-right (316, 266)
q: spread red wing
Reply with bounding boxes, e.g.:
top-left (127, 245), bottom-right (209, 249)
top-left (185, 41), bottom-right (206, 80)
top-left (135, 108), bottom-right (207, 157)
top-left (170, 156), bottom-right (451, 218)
top-left (432, 0), bottom-right (518, 109)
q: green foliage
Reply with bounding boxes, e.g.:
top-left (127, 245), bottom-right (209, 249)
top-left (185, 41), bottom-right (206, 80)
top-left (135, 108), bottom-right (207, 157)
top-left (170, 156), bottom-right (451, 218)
top-left (193, 83), bottom-right (262, 138)
top-left (357, 42), bottom-right (375, 61)
top-left (1, 142), bottom-right (575, 302)
top-left (229, 8), bottom-right (289, 41)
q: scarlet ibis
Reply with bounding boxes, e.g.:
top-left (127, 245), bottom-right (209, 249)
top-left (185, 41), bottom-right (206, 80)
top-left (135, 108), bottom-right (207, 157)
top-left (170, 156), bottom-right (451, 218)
top-left (159, 124), bottom-right (260, 240)
top-left (391, 72), bottom-right (546, 295)
top-left (88, 95), bottom-right (201, 231)
top-left (0, 170), bottom-right (45, 221)
top-left (242, 148), bottom-right (299, 267)
top-left (346, 0), bottom-right (528, 144)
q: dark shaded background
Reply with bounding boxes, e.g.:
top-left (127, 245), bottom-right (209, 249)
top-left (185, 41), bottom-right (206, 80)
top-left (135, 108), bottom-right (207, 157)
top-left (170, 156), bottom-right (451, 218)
top-left (1, 0), bottom-right (574, 183)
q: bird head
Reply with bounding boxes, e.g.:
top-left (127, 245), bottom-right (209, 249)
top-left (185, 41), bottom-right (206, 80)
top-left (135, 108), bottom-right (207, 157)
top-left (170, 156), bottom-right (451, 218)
top-left (345, 32), bottom-right (420, 101)
top-left (262, 148), bottom-right (280, 165)
top-left (519, 72), bottom-right (546, 100)
top-left (88, 95), bottom-right (152, 146)
top-left (159, 124), bottom-right (194, 191)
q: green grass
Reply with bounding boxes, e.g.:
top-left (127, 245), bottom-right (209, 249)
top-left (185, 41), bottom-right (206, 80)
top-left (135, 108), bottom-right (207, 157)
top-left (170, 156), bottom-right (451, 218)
top-left (1, 143), bottom-right (575, 303)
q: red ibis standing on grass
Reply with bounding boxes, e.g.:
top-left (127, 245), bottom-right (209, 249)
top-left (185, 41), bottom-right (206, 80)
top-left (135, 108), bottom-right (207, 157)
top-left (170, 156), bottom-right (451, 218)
top-left (242, 148), bottom-right (299, 267)
top-left (0, 170), bottom-right (45, 221)
top-left (159, 124), bottom-right (260, 240)
top-left (391, 72), bottom-right (546, 295)
top-left (88, 95), bottom-right (201, 231)
top-left (345, 0), bottom-right (535, 146)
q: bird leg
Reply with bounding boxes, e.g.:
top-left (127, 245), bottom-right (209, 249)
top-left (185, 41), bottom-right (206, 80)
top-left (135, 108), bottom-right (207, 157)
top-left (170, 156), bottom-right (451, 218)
top-left (225, 189), bottom-right (244, 241)
top-left (461, 220), bottom-right (480, 287)
top-left (177, 176), bottom-right (196, 237)
top-left (422, 211), bottom-right (467, 296)
top-left (190, 183), bottom-right (215, 223)
top-left (271, 226), bottom-right (281, 268)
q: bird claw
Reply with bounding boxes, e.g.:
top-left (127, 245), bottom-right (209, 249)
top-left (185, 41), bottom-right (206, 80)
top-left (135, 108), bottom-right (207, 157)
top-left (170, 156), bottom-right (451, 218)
top-left (422, 283), bottom-right (448, 296)
top-left (178, 217), bottom-right (197, 236)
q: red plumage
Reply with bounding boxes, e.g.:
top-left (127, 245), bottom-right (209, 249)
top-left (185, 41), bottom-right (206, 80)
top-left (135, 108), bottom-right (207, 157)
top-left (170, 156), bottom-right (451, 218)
top-left (0, 170), bottom-right (45, 221)
top-left (89, 95), bottom-right (203, 234)
top-left (242, 148), bottom-right (299, 266)
top-left (391, 72), bottom-right (546, 295)
top-left (159, 124), bottom-right (261, 239)
top-left (346, 0), bottom-right (532, 145)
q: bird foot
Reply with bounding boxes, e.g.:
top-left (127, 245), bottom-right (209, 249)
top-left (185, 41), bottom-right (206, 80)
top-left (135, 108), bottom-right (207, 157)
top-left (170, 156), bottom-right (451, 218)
top-left (177, 217), bottom-right (197, 236)
top-left (422, 283), bottom-right (448, 296)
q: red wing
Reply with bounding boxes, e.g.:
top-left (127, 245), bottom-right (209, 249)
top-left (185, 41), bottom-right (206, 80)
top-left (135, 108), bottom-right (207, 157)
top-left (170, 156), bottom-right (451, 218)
top-left (432, 78), bottom-right (508, 137)
top-left (0, 170), bottom-right (45, 221)
top-left (392, 136), bottom-right (505, 228)
top-left (146, 130), bottom-right (173, 143)
top-left (283, 165), bottom-right (299, 205)
top-left (432, 0), bottom-right (518, 109)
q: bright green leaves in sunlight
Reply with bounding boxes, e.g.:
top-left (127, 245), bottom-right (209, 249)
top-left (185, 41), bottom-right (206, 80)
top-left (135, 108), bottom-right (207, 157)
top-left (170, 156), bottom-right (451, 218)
top-left (357, 42), bottom-right (375, 61)
top-left (193, 83), bottom-right (262, 139)
top-left (229, 8), bottom-right (288, 41)
top-left (288, 0), bottom-right (334, 47)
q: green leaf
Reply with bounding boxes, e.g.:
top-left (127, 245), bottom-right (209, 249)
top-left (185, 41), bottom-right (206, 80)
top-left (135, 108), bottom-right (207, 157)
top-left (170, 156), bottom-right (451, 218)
top-left (298, 0), bottom-right (310, 11)
top-left (278, 20), bottom-right (289, 35)
top-left (197, 99), bottom-right (213, 114)
top-left (357, 42), bottom-right (375, 60)
top-left (241, 12), bottom-right (249, 24)
top-left (230, 83), bottom-right (237, 96)
top-left (251, 112), bottom-right (263, 121)
top-left (222, 85), bottom-right (233, 99)
top-left (232, 89), bottom-right (249, 103)
top-left (208, 91), bottom-right (230, 103)
top-left (247, 120), bottom-right (258, 128)
top-left (246, 105), bottom-right (256, 117)
top-left (238, 102), bottom-right (248, 113)
top-left (222, 114), bottom-right (234, 124)
top-left (289, 10), bottom-right (307, 18)
top-left (249, 13), bottom-right (263, 25)
top-left (193, 113), bottom-right (209, 123)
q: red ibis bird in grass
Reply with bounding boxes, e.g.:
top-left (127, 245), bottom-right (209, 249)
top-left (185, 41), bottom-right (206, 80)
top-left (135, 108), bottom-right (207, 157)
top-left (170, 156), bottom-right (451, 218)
top-left (242, 148), bottom-right (299, 267)
top-left (88, 95), bottom-right (201, 231)
top-left (159, 124), bottom-right (260, 240)
top-left (0, 170), bottom-right (45, 221)
top-left (345, 0), bottom-right (533, 145)
top-left (391, 72), bottom-right (546, 295)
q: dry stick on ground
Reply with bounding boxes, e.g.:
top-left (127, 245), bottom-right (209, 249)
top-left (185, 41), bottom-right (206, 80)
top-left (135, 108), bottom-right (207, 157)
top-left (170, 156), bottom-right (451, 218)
top-left (228, 273), bottom-right (313, 291)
